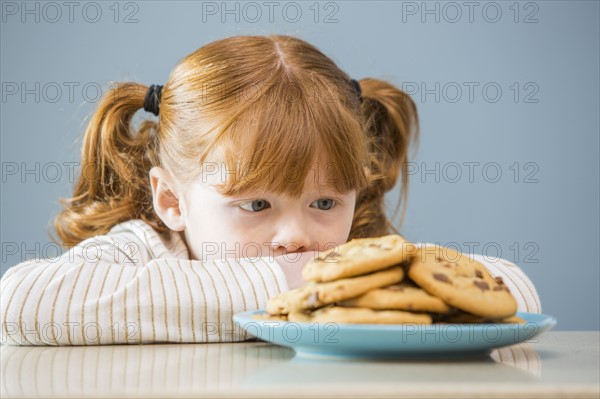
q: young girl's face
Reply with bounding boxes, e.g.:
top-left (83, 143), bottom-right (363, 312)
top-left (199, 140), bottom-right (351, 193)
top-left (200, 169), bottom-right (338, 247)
top-left (179, 161), bottom-right (356, 262)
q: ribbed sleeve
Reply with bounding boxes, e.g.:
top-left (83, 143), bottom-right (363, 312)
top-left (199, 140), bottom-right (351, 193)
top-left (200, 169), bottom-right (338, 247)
top-left (0, 232), bottom-right (288, 346)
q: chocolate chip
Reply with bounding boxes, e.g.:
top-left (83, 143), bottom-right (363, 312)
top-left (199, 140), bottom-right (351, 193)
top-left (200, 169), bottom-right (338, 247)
top-left (436, 257), bottom-right (443, 262)
top-left (433, 273), bottom-right (451, 284)
top-left (493, 285), bottom-right (504, 291)
top-left (474, 281), bottom-right (490, 291)
top-left (475, 270), bottom-right (483, 279)
top-left (494, 276), bottom-right (505, 285)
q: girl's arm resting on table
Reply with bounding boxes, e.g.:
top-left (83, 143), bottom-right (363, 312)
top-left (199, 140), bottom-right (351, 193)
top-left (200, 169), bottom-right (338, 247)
top-left (0, 243), bottom-right (290, 346)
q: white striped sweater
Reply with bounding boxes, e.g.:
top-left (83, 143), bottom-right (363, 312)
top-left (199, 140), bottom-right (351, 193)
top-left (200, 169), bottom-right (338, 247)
top-left (0, 219), bottom-right (541, 346)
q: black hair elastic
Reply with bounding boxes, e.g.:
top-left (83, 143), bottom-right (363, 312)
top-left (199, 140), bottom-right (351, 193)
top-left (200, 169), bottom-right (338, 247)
top-left (144, 84), bottom-right (163, 116)
top-left (350, 79), bottom-right (363, 102)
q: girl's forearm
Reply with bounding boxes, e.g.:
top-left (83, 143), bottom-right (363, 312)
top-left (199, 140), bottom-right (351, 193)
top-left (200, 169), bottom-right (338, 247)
top-left (1, 249), bottom-right (288, 346)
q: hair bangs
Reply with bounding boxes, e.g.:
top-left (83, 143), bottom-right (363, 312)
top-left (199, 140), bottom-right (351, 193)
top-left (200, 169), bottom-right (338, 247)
top-left (210, 76), bottom-right (369, 199)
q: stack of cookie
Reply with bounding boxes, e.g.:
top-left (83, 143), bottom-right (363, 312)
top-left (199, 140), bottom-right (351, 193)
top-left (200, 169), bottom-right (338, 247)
top-left (264, 235), bottom-right (524, 325)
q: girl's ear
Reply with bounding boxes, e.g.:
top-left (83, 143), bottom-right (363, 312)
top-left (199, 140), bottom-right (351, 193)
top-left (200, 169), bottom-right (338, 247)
top-left (149, 166), bottom-right (186, 232)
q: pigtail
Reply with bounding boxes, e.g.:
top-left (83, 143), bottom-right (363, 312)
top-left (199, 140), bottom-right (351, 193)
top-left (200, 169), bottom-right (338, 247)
top-left (50, 82), bottom-right (168, 248)
top-left (349, 78), bottom-right (420, 240)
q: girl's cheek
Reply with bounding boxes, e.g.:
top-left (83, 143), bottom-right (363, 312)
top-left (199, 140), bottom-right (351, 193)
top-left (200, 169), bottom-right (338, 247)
top-left (231, 213), bottom-right (264, 229)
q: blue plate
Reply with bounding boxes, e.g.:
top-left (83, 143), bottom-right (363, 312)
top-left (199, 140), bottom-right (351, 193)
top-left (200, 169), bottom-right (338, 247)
top-left (233, 310), bottom-right (557, 359)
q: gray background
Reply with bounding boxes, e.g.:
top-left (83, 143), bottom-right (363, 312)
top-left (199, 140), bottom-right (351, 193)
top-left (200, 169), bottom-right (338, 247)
top-left (1, 1), bottom-right (598, 330)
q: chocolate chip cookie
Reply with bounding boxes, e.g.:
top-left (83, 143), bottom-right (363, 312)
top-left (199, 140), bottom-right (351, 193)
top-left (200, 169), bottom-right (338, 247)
top-left (339, 282), bottom-right (452, 313)
top-left (407, 245), bottom-right (517, 318)
top-left (302, 234), bottom-right (417, 283)
top-left (438, 310), bottom-right (526, 324)
top-left (266, 266), bottom-right (405, 315)
top-left (287, 306), bottom-right (432, 324)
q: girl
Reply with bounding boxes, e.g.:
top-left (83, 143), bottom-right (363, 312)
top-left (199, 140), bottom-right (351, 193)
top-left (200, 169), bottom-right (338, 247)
top-left (0, 35), bottom-right (540, 346)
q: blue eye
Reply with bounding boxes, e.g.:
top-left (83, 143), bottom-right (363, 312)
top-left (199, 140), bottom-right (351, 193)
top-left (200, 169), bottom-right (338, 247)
top-left (239, 199), bottom-right (270, 212)
top-left (238, 198), bottom-right (336, 212)
top-left (311, 198), bottom-right (336, 210)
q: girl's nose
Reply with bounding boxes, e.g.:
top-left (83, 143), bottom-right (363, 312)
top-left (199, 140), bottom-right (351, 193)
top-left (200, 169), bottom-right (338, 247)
top-left (271, 218), bottom-right (314, 255)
